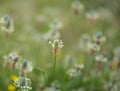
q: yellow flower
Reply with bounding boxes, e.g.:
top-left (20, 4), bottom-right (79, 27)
top-left (11, 75), bottom-right (17, 81)
top-left (8, 84), bottom-right (16, 91)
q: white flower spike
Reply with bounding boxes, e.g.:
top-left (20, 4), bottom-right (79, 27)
top-left (49, 39), bottom-right (64, 54)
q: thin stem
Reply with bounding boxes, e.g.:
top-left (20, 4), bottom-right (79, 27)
top-left (53, 53), bottom-right (57, 79)
top-left (34, 66), bottom-right (48, 85)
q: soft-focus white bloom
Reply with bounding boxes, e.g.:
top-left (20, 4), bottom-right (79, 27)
top-left (43, 81), bottom-right (61, 91)
top-left (93, 31), bottom-right (106, 44)
top-left (50, 39), bottom-right (63, 48)
top-left (74, 63), bottom-right (84, 70)
top-left (72, 0), bottom-right (84, 12)
top-left (50, 18), bottom-right (62, 30)
top-left (24, 62), bottom-right (33, 74)
top-left (88, 43), bottom-right (100, 54)
top-left (95, 54), bottom-right (107, 62)
top-left (0, 15), bottom-right (14, 33)
top-left (49, 39), bottom-right (64, 54)
top-left (3, 52), bottom-right (20, 61)
top-left (51, 80), bottom-right (61, 89)
top-left (3, 52), bottom-right (21, 69)
top-left (7, 52), bottom-right (20, 61)
top-left (86, 10), bottom-right (99, 20)
top-left (14, 76), bottom-right (32, 91)
top-left (79, 34), bottom-right (91, 51)
top-left (19, 59), bottom-right (33, 76)
top-left (67, 68), bottom-right (78, 78)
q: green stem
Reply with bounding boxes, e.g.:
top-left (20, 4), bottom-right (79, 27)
top-left (53, 53), bottom-right (57, 79)
top-left (34, 66), bottom-right (48, 85)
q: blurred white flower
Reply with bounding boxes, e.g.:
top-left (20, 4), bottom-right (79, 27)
top-left (0, 15), bottom-right (14, 34)
top-left (67, 68), bottom-right (78, 79)
top-left (51, 80), bottom-right (61, 89)
top-left (19, 59), bottom-right (33, 76)
top-left (3, 52), bottom-right (21, 69)
top-left (79, 34), bottom-right (91, 51)
top-left (72, 0), bottom-right (84, 14)
top-left (7, 52), bottom-right (20, 61)
top-left (86, 10), bottom-right (99, 20)
top-left (14, 76), bottom-right (32, 91)
top-left (67, 63), bottom-right (84, 79)
top-left (86, 10), bottom-right (99, 25)
top-left (95, 54), bottom-right (107, 63)
top-left (74, 63), bottom-right (84, 71)
top-left (93, 31), bottom-right (106, 44)
top-left (49, 39), bottom-right (64, 54)
top-left (88, 43), bottom-right (100, 54)
top-left (50, 18), bottom-right (62, 30)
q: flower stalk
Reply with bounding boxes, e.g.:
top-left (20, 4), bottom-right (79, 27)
top-left (35, 66), bottom-right (48, 85)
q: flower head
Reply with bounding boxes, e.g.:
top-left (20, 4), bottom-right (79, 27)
top-left (3, 52), bottom-right (20, 69)
top-left (0, 14), bottom-right (14, 34)
top-left (14, 76), bottom-right (32, 91)
top-left (95, 54), bottom-right (108, 69)
top-left (50, 18), bottom-right (62, 30)
top-left (86, 10), bottom-right (99, 20)
top-left (67, 68), bottom-right (78, 79)
top-left (67, 63), bottom-right (84, 79)
top-left (86, 10), bottom-right (99, 25)
top-left (79, 34), bottom-right (91, 52)
top-left (93, 31), bottom-right (106, 44)
top-left (8, 52), bottom-right (20, 62)
top-left (74, 63), bottom-right (84, 71)
top-left (51, 80), bottom-right (61, 89)
top-left (49, 39), bottom-right (64, 54)
top-left (19, 59), bottom-right (33, 76)
top-left (72, 0), bottom-right (84, 14)
top-left (88, 43), bottom-right (100, 54)
top-left (95, 54), bottom-right (107, 63)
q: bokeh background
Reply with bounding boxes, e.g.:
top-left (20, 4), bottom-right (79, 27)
top-left (0, 0), bottom-right (120, 91)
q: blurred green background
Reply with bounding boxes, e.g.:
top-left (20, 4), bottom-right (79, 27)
top-left (0, 0), bottom-right (120, 91)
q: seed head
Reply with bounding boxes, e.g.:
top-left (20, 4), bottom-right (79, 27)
top-left (49, 39), bottom-right (64, 54)
top-left (72, 0), bottom-right (84, 14)
top-left (74, 63), bottom-right (84, 71)
top-left (67, 68), bottom-right (78, 79)
top-left (0, 14), bottom-right (14, 34)
top-left (95, 54), bottom-right (107, 63)
top-left (14, 76), bottom-right (32, 91)
top-left (50, 18), bottom-right (62, 30)
top-left (88, 43), bottom-right (100, 54)
top-left (19, 59), bottom-right (33, 76)
top-left (93, 31), bottom-right (106, 45)
top-left (3, 52), bottom-right (20, 69)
